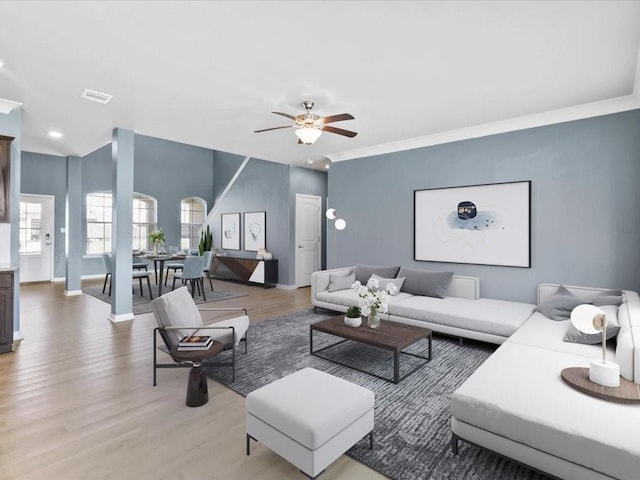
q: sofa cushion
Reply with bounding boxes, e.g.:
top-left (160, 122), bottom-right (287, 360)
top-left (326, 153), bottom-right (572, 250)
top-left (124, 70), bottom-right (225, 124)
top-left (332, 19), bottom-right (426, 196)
top-left (328, 273), bottom-right (356, 292)
top-left (354, 264), bottom-right (400, 284)
top-left (590, 289), bottom-right (623, 307)
top-left (534, 285), bottom-right (584, 320)
top-left (398, 267), bottom-right (454, 298)
top-left (370, 273), bottom-right (405, 295)
top-left (451, 342), bottom-right (640, 480)
top-left (317, 289), bottom-right (413, 309)
top-left (390, 296), bottom-right (534, 337)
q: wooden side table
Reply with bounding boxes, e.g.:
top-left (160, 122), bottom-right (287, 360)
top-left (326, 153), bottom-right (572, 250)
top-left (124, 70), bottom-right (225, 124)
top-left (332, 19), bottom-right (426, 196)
top-left (561, 367), bottom-right (640, 403)
top-left (169, 341), bottom-right (225, 407)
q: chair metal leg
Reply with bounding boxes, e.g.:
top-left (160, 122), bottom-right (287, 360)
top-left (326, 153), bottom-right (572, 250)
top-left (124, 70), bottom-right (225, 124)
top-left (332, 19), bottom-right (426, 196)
top-left (200, 279), bottom-right (206, 301)
top-left (172, 276), bottom-right (177, 291)
top-left (207, 272), bottom-right (214, 291)
top-left (108, 277), bottom-right (112, 296)
top-left (146, 275), bottom-right (153, 300)
top-left (102, 273), bottom-right (110, 293)
top-left (138, 277), bottom-right (144, 296)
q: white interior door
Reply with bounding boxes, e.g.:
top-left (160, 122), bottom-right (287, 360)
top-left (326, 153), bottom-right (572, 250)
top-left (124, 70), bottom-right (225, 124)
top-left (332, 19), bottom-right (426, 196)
top-left (19, 195), bottom-right (54, 283)
top-left (295, 194), bottom-right (321, 287)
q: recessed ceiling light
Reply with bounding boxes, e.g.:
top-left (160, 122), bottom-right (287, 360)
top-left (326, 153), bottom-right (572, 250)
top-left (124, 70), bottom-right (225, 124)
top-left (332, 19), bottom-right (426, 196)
top-left (325, 164), bottom-right (330, 169)
top-left (48, 131), bottom-right (64, 138)
top-left (81, 88), bottom-right (113, 104)
top-left (0, 60), bottom-right (4, 68)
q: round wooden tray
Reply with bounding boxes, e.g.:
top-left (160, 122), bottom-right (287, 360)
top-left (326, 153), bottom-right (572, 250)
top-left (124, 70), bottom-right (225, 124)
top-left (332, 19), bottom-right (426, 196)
top-left (561, 367), bottom-right (640, 403)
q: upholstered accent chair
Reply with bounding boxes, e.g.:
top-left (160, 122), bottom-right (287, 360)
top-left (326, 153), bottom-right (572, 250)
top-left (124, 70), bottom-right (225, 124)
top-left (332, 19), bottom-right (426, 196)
top-left (152, 286), bottom-right (250, 385)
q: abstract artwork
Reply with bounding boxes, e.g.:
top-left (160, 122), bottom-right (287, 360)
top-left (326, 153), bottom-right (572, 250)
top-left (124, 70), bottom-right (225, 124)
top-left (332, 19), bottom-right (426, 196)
top-left (414, 181), bottom-right (531, 267)
top-left (221, 213), bottom-right (241, 250)
top-left (243, 211), bottom-right (266, 251)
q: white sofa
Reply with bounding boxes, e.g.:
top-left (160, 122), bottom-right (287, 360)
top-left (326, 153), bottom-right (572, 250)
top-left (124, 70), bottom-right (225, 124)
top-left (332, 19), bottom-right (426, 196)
top-left (311, 266), bottom-right (535, 345)
top-left (451, 284), bottom-right (640, 480)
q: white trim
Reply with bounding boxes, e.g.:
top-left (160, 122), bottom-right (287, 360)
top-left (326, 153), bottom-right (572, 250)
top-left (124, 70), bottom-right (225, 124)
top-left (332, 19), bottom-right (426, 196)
top-left (0, 98), bottom-right (22, 114)
top-left (634, 47), bottom-right (640, 97)
top-left (19, 193), bottom-right (55, 282)
top-left (327, 95), bottom-right (640, 163)
top-left (64, 290), bottom-right (83, 296)
top-left (108, 312), bottom-right (134, 323)
top-left (53, 273), bottom-right (105, 282)
top-left (13, 330), bottom-right (24, 342)
top-left (276, 283), bottom-right (297, 291)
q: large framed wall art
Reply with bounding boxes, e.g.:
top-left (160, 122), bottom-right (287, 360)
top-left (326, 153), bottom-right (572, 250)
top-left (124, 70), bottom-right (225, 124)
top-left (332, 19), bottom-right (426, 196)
top-left (243, 211), bottom-right (266, 251)
top-left (221, 212), bottom-right (241, 250)
top-left (414, 181), bottom-right (531, 267)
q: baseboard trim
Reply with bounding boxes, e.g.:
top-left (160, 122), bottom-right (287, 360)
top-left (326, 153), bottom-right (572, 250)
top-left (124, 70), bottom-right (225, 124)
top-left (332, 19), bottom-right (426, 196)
top-left (276, 283), bottom-right (298, 291)
top-left (64, 290), bottom-right (83, 296)
top-left (108, 312), bottom-right (135, 323)
top-left (54, 273), bottom-right (106, 283)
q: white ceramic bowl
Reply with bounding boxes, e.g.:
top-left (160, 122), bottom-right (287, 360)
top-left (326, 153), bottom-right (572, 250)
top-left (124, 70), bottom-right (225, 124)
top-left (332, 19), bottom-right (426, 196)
top-left (344, 315), bottom-right (362, 328)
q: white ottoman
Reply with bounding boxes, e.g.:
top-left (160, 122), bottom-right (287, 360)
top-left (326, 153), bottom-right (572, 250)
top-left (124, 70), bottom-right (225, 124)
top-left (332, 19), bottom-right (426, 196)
top-left (246, 368), bottom-right (375, 479)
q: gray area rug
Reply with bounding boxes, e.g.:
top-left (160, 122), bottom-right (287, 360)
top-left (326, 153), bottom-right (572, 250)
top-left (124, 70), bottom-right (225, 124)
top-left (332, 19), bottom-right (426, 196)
top-left (205, 309), bottom-right (551, 480)
top-left (83, 285), bottom-right (246, 314)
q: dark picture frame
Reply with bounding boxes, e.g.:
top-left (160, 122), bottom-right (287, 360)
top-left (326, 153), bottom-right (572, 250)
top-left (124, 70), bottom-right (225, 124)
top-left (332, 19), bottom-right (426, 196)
top-left (221, 212), bottom-right (241, 250)
top-left (414, 180), bottom-right (531, 267)
top-left (243, 211), bottom-right (266, 251)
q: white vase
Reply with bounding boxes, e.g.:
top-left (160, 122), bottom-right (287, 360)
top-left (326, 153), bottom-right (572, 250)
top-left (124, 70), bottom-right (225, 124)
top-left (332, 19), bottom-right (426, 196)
top-left (344, 315), bottom-right (362, 328)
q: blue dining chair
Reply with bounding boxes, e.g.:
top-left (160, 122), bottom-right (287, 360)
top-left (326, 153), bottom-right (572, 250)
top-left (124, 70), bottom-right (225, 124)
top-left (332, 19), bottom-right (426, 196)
top-left (101, 253), bottom-right (154, 298)
top-left (172, 255), bottom-right (206, 300)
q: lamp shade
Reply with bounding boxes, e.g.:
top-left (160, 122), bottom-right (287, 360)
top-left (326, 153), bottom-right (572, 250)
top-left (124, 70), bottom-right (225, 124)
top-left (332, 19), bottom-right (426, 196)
top-left (295, 127), bottom-right (322, 144)
top-left (570, 304), bottom-right (604, 334)
top-left (335, 218), bottom-right (347, 230)
top-left (325, 208), bottom-right (337, 220)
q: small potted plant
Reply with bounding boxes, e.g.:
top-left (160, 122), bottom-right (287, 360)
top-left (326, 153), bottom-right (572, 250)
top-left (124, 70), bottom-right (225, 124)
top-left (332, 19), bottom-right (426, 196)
top-left (344, 306), bottom-right (362, 328)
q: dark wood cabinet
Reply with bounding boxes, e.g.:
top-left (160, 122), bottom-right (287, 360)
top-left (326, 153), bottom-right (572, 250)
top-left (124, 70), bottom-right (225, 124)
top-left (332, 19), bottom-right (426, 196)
top-left (0, 270), bottom-right (15, 354)
top-left (211, 256), bottom-right (278, 288)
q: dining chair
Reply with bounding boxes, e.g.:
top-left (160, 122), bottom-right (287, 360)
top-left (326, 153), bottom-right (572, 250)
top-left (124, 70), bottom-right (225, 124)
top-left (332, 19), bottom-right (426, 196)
top-left (172, 255), bottom-right (206, 300)
top-left (202, 250), bottom-right (214, 291)
top-left (101, 253), bottom-right (154, 298)
top-left (133, 255), bottom-right (148, 271)
top-left (164, 258), bottom-right (184, 286)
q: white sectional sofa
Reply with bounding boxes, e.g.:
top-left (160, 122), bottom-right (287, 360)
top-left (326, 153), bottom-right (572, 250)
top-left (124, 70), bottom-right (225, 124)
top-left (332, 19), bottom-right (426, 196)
top-left (311, 266), bottom-right (640, 479)
top-left (312, 266), bottom-right (535, 344)
top-left (451, 284), bottom-right (640, 480)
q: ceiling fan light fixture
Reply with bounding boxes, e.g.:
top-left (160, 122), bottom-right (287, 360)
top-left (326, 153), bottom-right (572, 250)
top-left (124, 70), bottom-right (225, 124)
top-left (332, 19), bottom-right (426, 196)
top-left (295, 127), bottom-right (322, 145)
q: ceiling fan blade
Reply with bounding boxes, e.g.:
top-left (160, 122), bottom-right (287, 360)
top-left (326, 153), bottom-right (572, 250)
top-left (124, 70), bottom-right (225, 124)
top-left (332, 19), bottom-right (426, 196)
top-left (317, 113), bottom-right (354, 124)
top-left (322, 125), bottom-right (358, 138)
top-left (272, 111), bottom-right (297, 121)
top-left (254, 125), bottom-right (293, 133)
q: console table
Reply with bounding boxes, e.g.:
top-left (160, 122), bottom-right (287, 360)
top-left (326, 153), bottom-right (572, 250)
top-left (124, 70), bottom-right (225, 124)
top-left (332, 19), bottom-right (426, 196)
top-left (211, 256), bottom-right (278, 288)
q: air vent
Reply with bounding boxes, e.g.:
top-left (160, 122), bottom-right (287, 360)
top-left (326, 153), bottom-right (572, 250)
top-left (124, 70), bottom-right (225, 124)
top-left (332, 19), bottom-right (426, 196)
top-left (81, 89), bottom-right (113, 104)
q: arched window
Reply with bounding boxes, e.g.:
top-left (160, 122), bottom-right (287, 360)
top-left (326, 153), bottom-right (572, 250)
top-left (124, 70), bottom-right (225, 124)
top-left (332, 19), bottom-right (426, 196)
top-left (86, 191), bottom-right (158, 254)
top-left (180, 197), bottom-right (206, 250)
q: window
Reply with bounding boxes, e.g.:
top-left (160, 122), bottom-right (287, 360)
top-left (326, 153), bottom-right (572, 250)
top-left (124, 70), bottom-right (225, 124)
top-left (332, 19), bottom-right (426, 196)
top-left (19, 201), bottom-right (42, 254)
top-left (180, 197), bottom-right (206, 250)
top-left (86, 192), bottom-right (157, 254)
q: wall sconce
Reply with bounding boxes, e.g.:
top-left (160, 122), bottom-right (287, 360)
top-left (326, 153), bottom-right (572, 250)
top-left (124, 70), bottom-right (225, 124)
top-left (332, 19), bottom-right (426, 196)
top-left (335, 218), bottom-right (347, 230)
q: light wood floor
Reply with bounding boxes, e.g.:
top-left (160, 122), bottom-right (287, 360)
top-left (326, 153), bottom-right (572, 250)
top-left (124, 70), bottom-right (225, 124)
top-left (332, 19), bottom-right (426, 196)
top-left (0, 278), bottom-right (386, 480)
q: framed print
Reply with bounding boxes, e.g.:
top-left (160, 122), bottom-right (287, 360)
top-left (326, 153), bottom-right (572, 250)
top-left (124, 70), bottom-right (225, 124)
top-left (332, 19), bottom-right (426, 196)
top-left (244, 211), bottom-right (266, 251)
top-left (414, 181), bottom-right (531, 267)
top-left (221, 212), bottom-right (241, 250)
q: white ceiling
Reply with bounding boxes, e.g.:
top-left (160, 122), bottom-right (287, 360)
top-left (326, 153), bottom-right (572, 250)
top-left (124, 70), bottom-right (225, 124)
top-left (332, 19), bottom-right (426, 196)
top-left (1, 1), bottom-right (640, 169)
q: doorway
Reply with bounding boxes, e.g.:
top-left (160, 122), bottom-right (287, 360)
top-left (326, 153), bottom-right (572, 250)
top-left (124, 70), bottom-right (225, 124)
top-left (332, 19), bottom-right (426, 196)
top-left (19, 194), bottom-right (54, 283)
top-left (295, 194), bottom-right (321, 287)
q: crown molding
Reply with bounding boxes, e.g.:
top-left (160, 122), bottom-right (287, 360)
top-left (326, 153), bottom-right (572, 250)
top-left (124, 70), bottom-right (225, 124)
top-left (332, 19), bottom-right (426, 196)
top-left (327, 95), bottom-right (640, 163)
top-left (0, 98), bottom-right (23, 115)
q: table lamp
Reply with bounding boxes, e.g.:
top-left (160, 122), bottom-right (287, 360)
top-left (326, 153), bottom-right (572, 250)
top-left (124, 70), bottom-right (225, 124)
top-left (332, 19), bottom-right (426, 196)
top-left (570, 304), bottom-right (620, 387)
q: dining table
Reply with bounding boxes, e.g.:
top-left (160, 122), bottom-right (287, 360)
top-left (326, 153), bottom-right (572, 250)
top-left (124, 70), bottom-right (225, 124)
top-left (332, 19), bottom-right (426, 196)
top-left (141, 254), bottom-right (187, 297)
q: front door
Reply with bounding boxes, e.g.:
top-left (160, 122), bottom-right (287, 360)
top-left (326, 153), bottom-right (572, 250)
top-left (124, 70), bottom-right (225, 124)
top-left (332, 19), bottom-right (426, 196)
top-left (295, 194), bottom-right (321, 287)
top-left (19, 195), bottom-right (54, 283)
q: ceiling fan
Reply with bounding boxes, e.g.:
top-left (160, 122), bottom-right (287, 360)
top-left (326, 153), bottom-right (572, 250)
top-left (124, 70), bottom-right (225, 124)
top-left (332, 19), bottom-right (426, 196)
top-left (254, 101), bottom-right (357, 144)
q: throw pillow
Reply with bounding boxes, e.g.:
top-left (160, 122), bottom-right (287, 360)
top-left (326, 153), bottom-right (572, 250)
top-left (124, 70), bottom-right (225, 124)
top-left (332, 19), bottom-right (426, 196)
top-left (589, 289), bottom-right (623, 307)
top-left (564, 305), bottom-right (620, 344)
top-left (534, 285), bottom-right (584, 320)
top-left (398, 267), bottom-right (454, 298)
top-left (370, 273), bottom-right (405, 295)
top-left (354, 264), bottom-right (401, 284)
top-left (328, 273), bottom-right (356, 292)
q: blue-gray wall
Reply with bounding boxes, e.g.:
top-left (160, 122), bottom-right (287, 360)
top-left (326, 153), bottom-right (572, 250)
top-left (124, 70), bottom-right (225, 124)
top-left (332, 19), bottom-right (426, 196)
top-left (20, 152), bottom-right (67, 277)
top-left (328, 109), bottom-right (640, 303)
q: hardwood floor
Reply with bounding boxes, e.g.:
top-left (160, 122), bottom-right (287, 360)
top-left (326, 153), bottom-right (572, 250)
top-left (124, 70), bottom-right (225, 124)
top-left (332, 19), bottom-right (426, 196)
top-left (0, 278), bottom-right (386, 480)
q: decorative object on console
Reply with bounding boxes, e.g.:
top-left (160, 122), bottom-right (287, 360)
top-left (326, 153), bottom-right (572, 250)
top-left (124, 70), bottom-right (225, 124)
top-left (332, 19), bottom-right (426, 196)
top-left (221, 213), bottom-right (241, 250)
top-left (198, 225), bottom-right (213, 255)
top-left (414, 180), bottom-right (531, 267)
top-left (570, 304), bottom-right (620, 387)
top-left (243, 211), bottom-right (266, 252)
top-left (344, 306), bottom-right (362, 327)
top-left (352, 276), bottom-right (398, 328)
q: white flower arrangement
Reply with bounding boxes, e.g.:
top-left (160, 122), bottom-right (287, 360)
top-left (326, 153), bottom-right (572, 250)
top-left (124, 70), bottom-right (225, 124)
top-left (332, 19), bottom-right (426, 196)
top-left (351, 277), bottom-right (399, 317)
top-left (149, 229), bottom-right (166, 245)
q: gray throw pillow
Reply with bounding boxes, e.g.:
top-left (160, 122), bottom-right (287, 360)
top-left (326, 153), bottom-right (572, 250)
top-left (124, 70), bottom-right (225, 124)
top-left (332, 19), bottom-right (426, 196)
top-left (328, 273), bottom-right (356, 292)
top-left (370, 274), bottom-right (405, 295)
top-left (398, 267), bottom-right (454, 298)
top-left (354, 264), bottom-right (400, 284)
top-left (589, 289), bottom-right (623, 307)
top-left (564, 305), bottom-right (620, 344)
top-left (534, 285), bottom-right (584, 320)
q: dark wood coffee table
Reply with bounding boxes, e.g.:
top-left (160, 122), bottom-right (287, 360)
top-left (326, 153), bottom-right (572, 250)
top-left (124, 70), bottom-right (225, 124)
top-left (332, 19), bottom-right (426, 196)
top-left (310, 315), bottom-right (432, 384)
